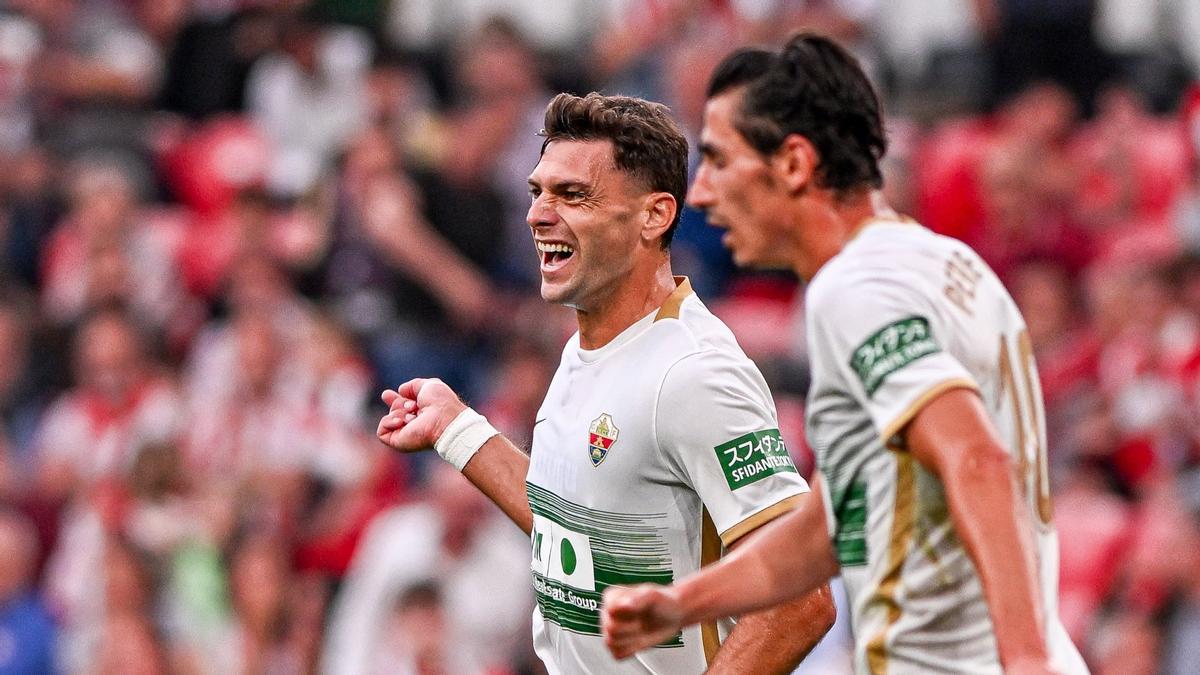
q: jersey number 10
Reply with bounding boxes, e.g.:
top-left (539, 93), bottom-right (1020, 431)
top-left (997, 329), bottom-right (1054, 527)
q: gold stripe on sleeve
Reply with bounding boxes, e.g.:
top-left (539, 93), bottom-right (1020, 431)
top-left (879, 378), bottom-right (979, 448)
top-left (718, 493), bottom-right (806, 548)
top-left (865, 453), bottom-right (916, 674)
top-left (653, 276), bottom-right (694, 322)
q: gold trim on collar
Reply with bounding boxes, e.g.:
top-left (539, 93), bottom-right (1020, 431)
top-left (653, 276), bottom-right (694, 322)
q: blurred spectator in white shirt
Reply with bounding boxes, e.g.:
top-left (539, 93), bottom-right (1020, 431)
top-left (33, 308), bottom-right (181, 501)
top-left (322, 462), bottom-right (531, 675)
top-left (246, 11), bottom-right (370, 197)
top-left (39, 159), bottom-right (187, 330)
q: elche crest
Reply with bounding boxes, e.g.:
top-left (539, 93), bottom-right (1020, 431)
top-left (587, 413), bottom-right (619, 467)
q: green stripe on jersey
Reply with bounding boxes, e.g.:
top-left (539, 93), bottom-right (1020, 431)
top-left (833, 480), bottom-right (868, 566)
top-left (526, 482), bottom-right (682, 646)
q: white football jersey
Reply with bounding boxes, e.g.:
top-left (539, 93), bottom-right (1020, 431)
top-left (804, 220), bottom-right (1088, 674)
top-left (527, 278), bottom-right (810, 674)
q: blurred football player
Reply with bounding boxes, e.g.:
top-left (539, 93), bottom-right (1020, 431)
top-left (601, 34), bottom-right (1089, 675)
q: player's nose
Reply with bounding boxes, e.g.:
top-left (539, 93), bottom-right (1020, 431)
top-left (527, 194), bottom-right (559, 228)
top-left (687, 168), bottom-right (714, 211)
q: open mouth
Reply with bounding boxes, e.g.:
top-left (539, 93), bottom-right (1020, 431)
top-left (536, 241), bottom-right (575, 271)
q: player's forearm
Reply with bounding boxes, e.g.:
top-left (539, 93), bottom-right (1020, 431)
top-left (675, 495), bottom-right (838, 627)
top-left (942, 444), bottom-right (1048, 666)
top-left (706, 584), bottom-right (835, 674)
top-left (461, 434), bottom-right (534, 534)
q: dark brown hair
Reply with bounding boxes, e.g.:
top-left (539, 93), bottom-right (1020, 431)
top-left (540, 92), bottom-right (689, 248)
top-left (708, 33), bottom-right (887, 195)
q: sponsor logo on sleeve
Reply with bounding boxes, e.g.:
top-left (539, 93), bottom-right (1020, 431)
top-left (849, 316), bottom-right (941, 396)
top-left (714, 429), bottom-right (797, 491)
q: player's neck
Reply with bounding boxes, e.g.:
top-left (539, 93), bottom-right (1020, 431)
top-left (797, 189), bottom-right (896, 280)
top-left (575, 260), bottom-right (676, 350)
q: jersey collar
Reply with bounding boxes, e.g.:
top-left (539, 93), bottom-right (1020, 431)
top-left (654, 276), bottom-right (694, 322)
top-left (576, 276), bottom-right (694, 364)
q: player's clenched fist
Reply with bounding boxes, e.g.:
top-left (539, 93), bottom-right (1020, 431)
top-left (377, 378), bottom-right (467, 453)
top-left (601, 584), bottom-right (686, 660)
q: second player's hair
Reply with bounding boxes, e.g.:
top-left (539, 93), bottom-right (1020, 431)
top-left (540, 92), bottom-right (689, 247)
top-left (708, 33), bottom-right (887, 195)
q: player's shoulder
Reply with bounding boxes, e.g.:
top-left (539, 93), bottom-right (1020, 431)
top-left (652, 298), bottom-right (761, 387)
top-left (848, 218), bottom-right (978, 269)
top-left (808, 221), bottom-right (967, 312)
top-left (650, 281), bottom-right (737, 352)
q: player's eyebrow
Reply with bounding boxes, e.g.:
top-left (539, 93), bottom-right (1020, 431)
top-left (697, 141), bottom-right (720, 160)
top-left (529, 178), bottom-right (592, 194)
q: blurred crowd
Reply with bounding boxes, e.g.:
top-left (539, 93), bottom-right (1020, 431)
top-left (1, 0), bottom-right (1200, 673)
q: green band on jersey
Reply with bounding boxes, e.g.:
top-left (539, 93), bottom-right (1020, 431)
top-left (526, 483), bottom-right (683, 646)
top-left (714, 429), bottom-right (797, 491)
top-left (849, 316), bottom-right (941, 396)
top-left (832, 480), bottom-right (868, 567)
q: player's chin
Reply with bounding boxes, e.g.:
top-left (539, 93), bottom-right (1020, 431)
top-left (539, 277), bottom-right (576, 306)
top-left (728, 239), bottom-right (784, 270)
top-left (726, 240), bottom-right (763, 269)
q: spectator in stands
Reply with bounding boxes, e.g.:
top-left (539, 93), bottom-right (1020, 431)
top-left (0, 11), bottom-right (42, 155)
top-left (456, 18), bottom-right (553, 288)
top-left (1161, 505), bottom-right (1200, 675)
top-left (0, 508), bottom-right (57, 675)
top-left (1072, 85), bottom-right (1191, 258)
top-left (310, 120), bottom-right (501, 400)
top-left (322, 462), bottom-right (531, 675)
top-left (208, 532), bottom-right (320, 674)
top-left (0, 145), bottom-right (60, 290)
top-left (0, 293), bottom-right (43, 497)
top-left (33, 308), bottom-right (180, 501)
top-left (367, 581), bottom-right (512, 675)
top-left (246, 10), bottom-right (371, 197)
top-left (39, 159), bottom-right (185, 329)
top-left (54, 537), bottom-right (162, 674)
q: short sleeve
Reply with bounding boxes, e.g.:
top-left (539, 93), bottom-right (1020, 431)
top-left (655, 350), bottom-right (809, 547)
top-left (807, 273), bottom-right (979, 445)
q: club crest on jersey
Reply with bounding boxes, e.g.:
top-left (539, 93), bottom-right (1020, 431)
top-left (587, 413), bottom-right (619, 467)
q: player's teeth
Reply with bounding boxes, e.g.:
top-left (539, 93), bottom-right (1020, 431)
top-left (537, 242), bottom-right (575, 254)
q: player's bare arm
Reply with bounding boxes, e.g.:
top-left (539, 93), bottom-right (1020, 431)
top-left (903, 387), bottom-right (1056, 675)
top-left (601, 479), bottom-right (838, 659)
top-left (378, 378), bottom-right (533, 534)
top-left (703, 563), bottom-right (834, 674)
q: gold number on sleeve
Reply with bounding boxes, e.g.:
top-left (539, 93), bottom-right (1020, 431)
top-left (997, 329), bottom-right (1053, 526)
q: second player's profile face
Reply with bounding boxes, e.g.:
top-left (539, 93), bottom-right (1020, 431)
top-left (690, 91), bottom-right (797, 270)
top-left (526, 139), bottom-right (646, 310)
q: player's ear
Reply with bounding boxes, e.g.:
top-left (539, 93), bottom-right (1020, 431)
top-left (640, 192), bottom-right (676, 244)
top-left (773, 134), bottom-right (818, 194)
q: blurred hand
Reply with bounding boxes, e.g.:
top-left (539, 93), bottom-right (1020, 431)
top-left (360, 174), bottom-right (425, 244)
top-left (357, 175), bottom-right (496, 332)
top-left (601, 584), bottom-right (685, 660)
top-left (377, 378), bottom-right (467, 453)
top-left (439, 274), bottom-right (495, 332)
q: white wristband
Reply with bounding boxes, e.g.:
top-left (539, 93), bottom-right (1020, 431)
top-left (434, 408), bottom-right (500, 471)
